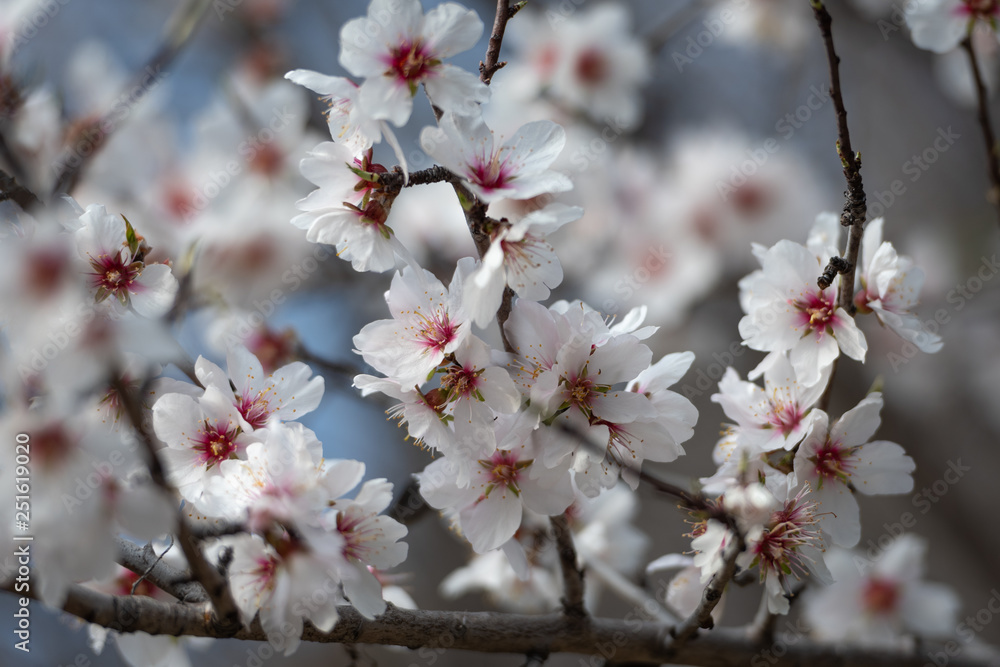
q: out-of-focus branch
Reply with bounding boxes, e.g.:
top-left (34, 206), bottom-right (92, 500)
top-left (550, 514), bottom-right (587, 619)
top-left (50, 0), bottom-right (213, 198)
top-left (0, 165), bottom-right (41, 211)
top-left (115, 537), bottom-right (207, 603)
top-left (962, 36), bottom-right (1000, 227)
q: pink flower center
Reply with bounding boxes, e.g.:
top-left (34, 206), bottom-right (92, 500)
top-left (33, 423), bottom-right (77, 469)
top-left (236, 392), bottom-right (272, 430)
top-left (811, 440), bottom-right (853, 485)
top-left (387, 41), bottom-right (437, 86)
top-left (752, 491), bottom-right (822, 582)
top-left (793, 290), bottom-right (837, 334)
top-left (574, 47), bottom-right (608, 85)
top-left (415, 310), bottom-right (458, 353)
top-left (469, 152), bottom-right (515, 192)
top-left (767, 399), bottom-right (804, 437)
top-left (89, 251), bottom-right (141, 298)
top-left (960, 0), bottom-right (999, 17)
top-left (440, 365), bottom-right (480, 399)
top-left (27, 247), bottom-right (71, 300)
top-left (193, 421), bottom-right (240, 467)
top-left (863, 577), bottom-right (900, 615)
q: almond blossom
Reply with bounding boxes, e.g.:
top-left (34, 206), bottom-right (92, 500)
top-left (906, 0), bottom-right (1000, 53)
top-left (420, 113), bottom-right (573, 203)
top-left (802, 534), bottom-right (961, 647)
top-left (792, 393), bottom-right (916, 547)
top-left (738, 238), bottom-right (867, 386)
top-left (291, 141), bottom-right (401, 272)
top-left (465, 203), bottom-right (582, 327)
top-left (418, 413), bottom-right (575, 553)
top-left (353, 259), bottom-right (472, 387)
top-left (855, 217), bottom-right (943, 353)
top-left (152, 386), bottom-right (260, 502)
top-left (712, 353), bottom-right (829, 454)
top-left (71, 204), bottom-right (178, 318)
top-left (193, 345), bottom-right (324, 432)
top-left (339, 0), bottom-right (489, 127)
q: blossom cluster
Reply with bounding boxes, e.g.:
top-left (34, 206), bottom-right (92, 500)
top-left (0, 0), bottom-right (977, 661)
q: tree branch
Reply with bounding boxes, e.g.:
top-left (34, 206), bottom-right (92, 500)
top-left (22, 587), bottom-right (995, 667)
top-left (665, 529), bottom-right (745, 656)
top-left (962, 36), bottom-right (1000, 227)
top-left (550, 514), bottom-right (587, 619)
top-left (115, 537), bottom-right (207, 603)
top-left (0, 165), bottom-right (41, 211)
top-left (479, 1), bottom-right (524, 85)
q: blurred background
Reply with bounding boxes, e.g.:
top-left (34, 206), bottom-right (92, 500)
top-left (1, 0), bottom-right (999, 664)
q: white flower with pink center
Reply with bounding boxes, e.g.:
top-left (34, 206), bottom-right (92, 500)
top-left (437, 335), bottom-right (522, 429)
top-left (465, 203), bottom-right (582, 327)
top-left (353, 259), bottom-right (472, 387)
top-left (339, 0), bottom-right (489, 127)
top-left (291, 141), bottom-right (402, 272)
top-left (712, 353), bottom-right (828, 453)
top-left (420, 113), bottom-right (573, 203)
top-left (198, 423), bottom-right (326, 529)
top-left (855, 217), bottom-right (943, 353)
top-left (802, 534), bottom-right (961, 647)
top-left (418, 413), bottom-right (574, 553)
top-left (194, 345), bottom-right (324, 432)
top-left (72, 204), bottom-right (178, 318)
top-left (225, 530), bottom-right (346, 655)
top-left (152, 386), bottom-right (259, 502)
top-left (739, 239), bottom-right (867, 386)
top-left (792, 393), bottom-right (916, 547)
top-left (906, 0), bottom-right (1000, 53)
top-left (324, 477), bottom-right (408, 618)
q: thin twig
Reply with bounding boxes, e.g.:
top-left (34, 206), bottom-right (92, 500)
top-left (294, 342), bottom-right (364, 378)
top-left (665, 529), bottom-right (745, 655)
top-left (579, 550), bottom-right (678, 624)
top-left (962, 36), bottom-right (1000, 227)
top-left (130, 536), bottom-right (175, 595)
top-left (550, 514), bottom-right (587, 619)
top-left (479, 0), bottom-right (523, 85)
top-left (115, 536), bottom-right (207, 603)
top-left (811, 1), bottom-right (866, 314)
